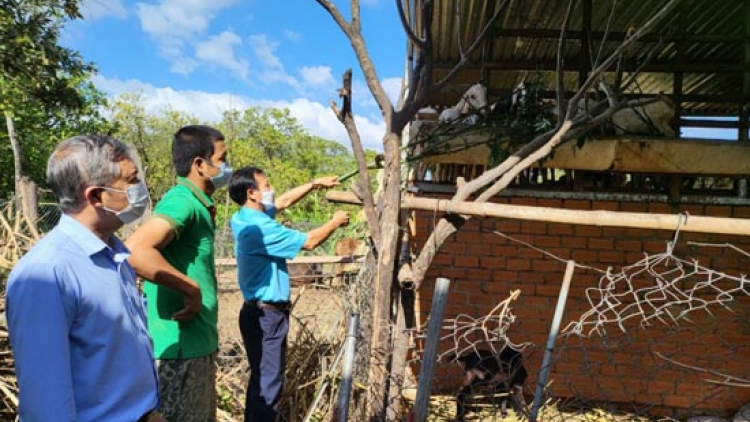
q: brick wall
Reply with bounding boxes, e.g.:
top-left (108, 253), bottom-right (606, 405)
top-left (410, 194), bottom-right (750, 417)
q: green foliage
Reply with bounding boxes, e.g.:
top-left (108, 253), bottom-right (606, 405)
top-left (487, 81), bottom-right (556, 167)
top-left (218, 107), bottom-right (357, 224)
top-left (107, 100), bottom-right (365, 229)
top-left (0, 0), bottom-right (113, 197)
top-left (108, 94), bottom-right (198, 199)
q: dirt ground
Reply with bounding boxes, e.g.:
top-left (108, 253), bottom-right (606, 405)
top-left (216, 267), bottom-right (347, 343)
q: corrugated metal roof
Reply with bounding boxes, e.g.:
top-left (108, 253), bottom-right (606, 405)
top-left (416, 0), bottom-right (748, 117)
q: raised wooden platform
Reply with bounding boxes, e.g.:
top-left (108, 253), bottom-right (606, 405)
top-left (410, 121), bottom-right (750, 175)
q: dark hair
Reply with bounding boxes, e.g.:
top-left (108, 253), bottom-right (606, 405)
top-left (229, 166), bottom-right (265, 205)
top-left (172, 125), bottom-right (225, 177)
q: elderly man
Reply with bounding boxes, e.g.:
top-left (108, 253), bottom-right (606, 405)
top-left (228, 166), bottom-right (349, 422)
top-left (6, 134), bottom-right (163, 422)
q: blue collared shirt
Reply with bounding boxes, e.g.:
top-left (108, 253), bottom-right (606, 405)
top-left (231, 206), bottom-right (307, 302)
top-left (6, 215), bottom-right (159, 422)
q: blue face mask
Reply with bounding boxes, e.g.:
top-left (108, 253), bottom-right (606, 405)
top-left (209, 162), bottom-right (233, 189)
top-left (101, 181), bottom-right (151, 224)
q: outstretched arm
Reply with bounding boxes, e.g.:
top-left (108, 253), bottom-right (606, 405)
top-left (275, 176), bottom-right (340, 212)
top-left (303, 210), bottom-right (349, 250)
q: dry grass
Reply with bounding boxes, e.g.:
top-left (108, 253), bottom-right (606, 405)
top-left (0, 199), bottom-right (40, 421)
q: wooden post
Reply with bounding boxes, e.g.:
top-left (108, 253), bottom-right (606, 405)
top-left (412, 277), bottom-right (451, 422)
top-left (326, 191), bottom-right (750, 236)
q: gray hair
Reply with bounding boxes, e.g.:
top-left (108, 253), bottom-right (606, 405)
top-left (47, 134), bottom-right (141, 213)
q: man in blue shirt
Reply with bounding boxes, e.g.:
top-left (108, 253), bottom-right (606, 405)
top-left (6, 134), bottom-right (164, 422)
top-left (229, 167), bottom-right (349, 422)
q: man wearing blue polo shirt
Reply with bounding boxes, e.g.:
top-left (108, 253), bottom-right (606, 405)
top-left (229, 166), bottom-right (349, 422)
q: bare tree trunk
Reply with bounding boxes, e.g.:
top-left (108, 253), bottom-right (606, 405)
top-left (366, 132), bottom-right (402, 420)
top-left (19, 177), bottom-right (38, 227)
top-left (5, 110), bottom-right (22, 205)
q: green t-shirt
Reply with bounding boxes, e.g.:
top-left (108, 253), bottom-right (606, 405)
top-left (143, 178), bottom-right (218, 359)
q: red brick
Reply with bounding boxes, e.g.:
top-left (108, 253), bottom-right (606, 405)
top-left (532, 259), bottom-right (565, 272)
top-left (536, 284), bottom-right (563, 296)
top-left (548, 224), bottom-right (575, 235)
top-left (496, 220), bottom-right (521, 232)
top-left (479, 256), bottom-right (504, 268)
top-left (593, 201), bottom-right (620, 211)
top-left (492, 245), bottom-right (518, 256)
top-left (589, 238), bottom-right (614, 250)
top-left (436, 267), bottom-right (466, 279)
top-left (464, 244), bottom-right (489, 256)
top-left (704, 205), bottom-right (733, 217)
top-left (680, 204), bottom-right (705, 216)
top-left (576, 225), bottom-right (603, 236)
top-left (534, 235), bottom-right (561, 247)
top-left (510, 197), bottom-right (538, 206)
top-left (615, 239), bottom-right (642, 252)
top-left (465, 268), bottom-right (491, 279)
top-left (507, 259), bottom-right (531, 271)
top-left (432, 254), bottom-right (453, 265)
top-left (518, 271), bottom-right (544, 283)
top-left (454, 255), bottom-right (478, 267)
top-left (598, 251), bottom-right (625, 263)
top-left (561, 236), bottom-right (587, 248)
top-left (733, 206), bottom-right (750, 218)
top-left (649, 203), bottom-right (673, 214)
top-left (621, 202), bottom-right (648, 212)
top-left (518, 248), bottom-right (545, 259)
top-left (571, 250), bottom-right (598, 263)
top-left (538, 198), bottom-right (564, 208)
top-left (564, 199), bottom-right (592, 210)
top-left (522, 221), bottom-right (548, 234)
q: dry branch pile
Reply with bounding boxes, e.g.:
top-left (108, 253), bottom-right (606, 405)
top-left (0, 200), bottom-right (40, 420)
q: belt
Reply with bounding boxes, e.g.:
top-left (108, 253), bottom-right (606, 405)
top-left (137, 409), bottom-right (160, 422)
top-left (245, 299), bottom-right (291, 311)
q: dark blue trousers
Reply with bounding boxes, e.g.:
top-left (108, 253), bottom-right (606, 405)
top-left (239, 302), bottom-right (289, 422)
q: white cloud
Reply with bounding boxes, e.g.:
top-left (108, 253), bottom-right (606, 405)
top-left (299, 66), bottom-right (335, 88)
top-left (382, 77), bottom-right (403, 107)
top-left (350, 77), bottom-right (403, 109)
top-left (195, 31), bottom-right (250, 80)
top-left (284, 29), bottom-right (301, 42)
top-left (135, 0), bottom-right (240, 74)
top-left (249, 34), bottom-right (283, 69)
top-left (94, 75), bottom-right (385, 151)
top-left (81, 0), bottom-right (127, 20)
top-left (249, 34), bottom-right (300, 88)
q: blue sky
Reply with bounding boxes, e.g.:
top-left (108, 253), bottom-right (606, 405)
top-left (65, 0), bottom-right (406, 151)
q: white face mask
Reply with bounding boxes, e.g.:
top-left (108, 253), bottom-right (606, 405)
top-left (261, 189), bottom-right (275, 210)
top-left (100, 181), bottom-right (150, 224)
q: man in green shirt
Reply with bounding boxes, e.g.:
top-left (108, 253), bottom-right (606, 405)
top-left (127, 125), bottom-right (231, 422)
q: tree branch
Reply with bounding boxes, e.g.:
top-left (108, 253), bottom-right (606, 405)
top-left (397, 0), bottom-right (425, 49)
top-left (314, 0), bottom-right (352, 34)
top-left (332, 69), bottom-right (382, 246)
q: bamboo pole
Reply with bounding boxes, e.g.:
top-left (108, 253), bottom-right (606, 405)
top-left (326, 191), bottom-right (750, 236)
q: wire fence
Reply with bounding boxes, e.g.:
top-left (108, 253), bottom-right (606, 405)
top-left (3, 196), bottom-right (750, 422)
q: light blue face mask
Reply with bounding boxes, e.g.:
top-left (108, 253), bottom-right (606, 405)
top-left (209, 162), bottom-right (233, 189)
top-left (100, 181), bottom-right (151, 224)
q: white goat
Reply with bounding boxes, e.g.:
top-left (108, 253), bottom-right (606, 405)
top-left (610, 96), bottom-right (676, 137)
top-left (439, 83), bottom-right (489, 123)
